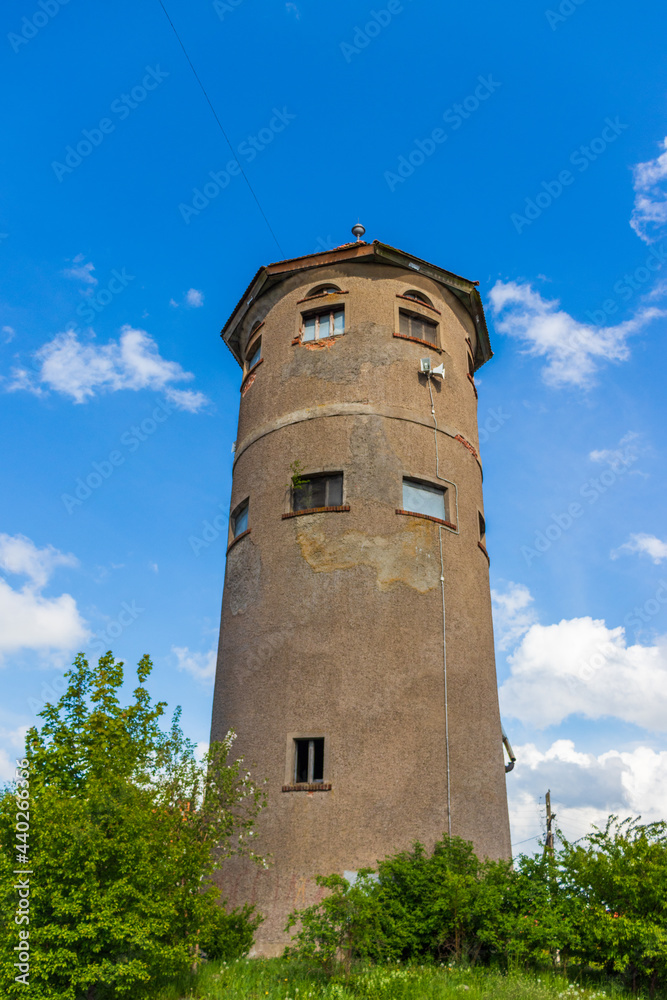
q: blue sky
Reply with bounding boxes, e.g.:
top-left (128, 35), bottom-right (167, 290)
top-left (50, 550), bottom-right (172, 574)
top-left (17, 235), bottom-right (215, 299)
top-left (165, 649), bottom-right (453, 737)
top-left (2, 0), bottom-right (667, 854)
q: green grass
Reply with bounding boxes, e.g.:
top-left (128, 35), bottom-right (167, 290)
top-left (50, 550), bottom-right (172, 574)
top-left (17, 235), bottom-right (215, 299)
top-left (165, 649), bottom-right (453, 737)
top-left (160, 958), bottom-right (642, 1000)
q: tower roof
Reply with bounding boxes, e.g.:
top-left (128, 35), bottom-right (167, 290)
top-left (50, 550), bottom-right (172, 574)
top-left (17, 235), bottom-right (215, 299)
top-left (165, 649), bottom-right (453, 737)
top-left (221, 240), bottom-right (493, 369)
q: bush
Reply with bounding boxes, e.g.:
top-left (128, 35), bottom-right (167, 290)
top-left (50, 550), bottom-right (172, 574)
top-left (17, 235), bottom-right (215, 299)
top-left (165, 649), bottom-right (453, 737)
top-left (285, 819), bottom-right (667, 993)
top-left (199, 902), bottom-right (262, 962)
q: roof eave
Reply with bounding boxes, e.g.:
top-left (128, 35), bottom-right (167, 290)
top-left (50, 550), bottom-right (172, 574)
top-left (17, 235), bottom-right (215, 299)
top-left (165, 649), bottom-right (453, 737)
top-left (221, 241), bottom-right (493, 369)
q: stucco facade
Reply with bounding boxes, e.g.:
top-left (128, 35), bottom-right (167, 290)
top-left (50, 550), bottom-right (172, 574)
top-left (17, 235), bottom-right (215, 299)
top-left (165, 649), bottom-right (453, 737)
top-left (210, 239), bottom-right (511, 956)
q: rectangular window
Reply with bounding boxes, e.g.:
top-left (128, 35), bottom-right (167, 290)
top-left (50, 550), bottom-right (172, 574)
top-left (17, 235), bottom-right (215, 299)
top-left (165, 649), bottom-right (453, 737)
top-left (231, 499), bottom-right (249, 537)
top-left (246, 338), bottom-right (261, 371)
top-left (402, 478), bottom-right (447, 521)
top-left (302, 307), bottom-right (344, 341)
top-left (294, 737), bottom-right (324, 783)
top-left (399, 309), bottom-right (437, 345)
top-left (293, 472), bottom-right (343, 511)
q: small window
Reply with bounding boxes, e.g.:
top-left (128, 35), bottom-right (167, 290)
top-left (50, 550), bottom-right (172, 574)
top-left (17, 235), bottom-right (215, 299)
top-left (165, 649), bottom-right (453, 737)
top-left (293, 472), bottom-right (343, 511)
top-left (467, 354), bottom-right (475, 377)
top-left (402, 478), bottom-right (447, 521)
top-left (246, 338), bottom-right (261, 371)
top-left (478, 511), bottom-right (486, 543)
top-left (231, 499), bottom-right (249, 537)
top-left (294, 737), bottom-right (324, 783)
top-left (399, 309), bottom-right (437, 345)
top-left (403, 289), bottom-right (432, 306)
top-left (302, 307), bottom-right (344, 341)
top-left (307, 284), bottom-right (341, 297)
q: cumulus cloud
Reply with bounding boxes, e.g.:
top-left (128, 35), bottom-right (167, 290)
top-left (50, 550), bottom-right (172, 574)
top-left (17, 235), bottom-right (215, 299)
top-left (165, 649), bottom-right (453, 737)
top-left (185, 288), bottom-right (204, 308)
top-left (499, 610), bottom-right (667, 731)
top-left (630, 138), bottom-right (667, 243)
top-left (508, 740), bottom-right (667, 849)
top-left (0, 532), bottom-right (78, 589)
top-left (492, 582), bottom-right (537, 651)
top-left (0, 724), bottom-right (30, 782)
top-left (488, 280), bottom-right (666, 387)
top-left (173, 645), bottom-right (217, 684)
top-left (0, 534), bottom-right (88, 658)
top-left (7, 326), bottom-right (209, 411)
top-left (63, 253), bottom-right (97, 286)
top-left (612, 533), bottom-right (667, 564)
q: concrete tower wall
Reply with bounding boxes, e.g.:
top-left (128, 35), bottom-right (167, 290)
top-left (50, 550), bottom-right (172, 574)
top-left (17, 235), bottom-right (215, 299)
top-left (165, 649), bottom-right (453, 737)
top-left (211, 257), bottom-right (511, 955)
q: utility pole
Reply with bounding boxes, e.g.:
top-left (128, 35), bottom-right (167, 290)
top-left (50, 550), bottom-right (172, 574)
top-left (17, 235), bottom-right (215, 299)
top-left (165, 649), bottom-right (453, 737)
top-left (544, 790), bottom-right (555, 855)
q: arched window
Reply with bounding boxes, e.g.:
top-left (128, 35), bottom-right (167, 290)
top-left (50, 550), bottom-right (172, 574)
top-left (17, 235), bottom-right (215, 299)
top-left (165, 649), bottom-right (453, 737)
top-left (306, 284), bottom-right (341, 297)
top-left (403, 289), bottom-right (433, 307)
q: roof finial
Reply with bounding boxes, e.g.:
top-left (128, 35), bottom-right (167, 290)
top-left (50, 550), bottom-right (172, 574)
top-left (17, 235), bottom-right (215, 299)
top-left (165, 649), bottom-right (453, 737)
top-left (351, 223), bottom-right (366, 242)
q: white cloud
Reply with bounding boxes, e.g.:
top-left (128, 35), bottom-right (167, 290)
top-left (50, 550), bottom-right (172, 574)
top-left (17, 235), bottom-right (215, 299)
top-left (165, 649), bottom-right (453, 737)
top-left (7, 326), bottom-right (209, 411)
top-left (0, 534), bottom-right (88, 658)
top-left (489, 280), bottom-right (666, 387)
top-left (0, 724), bottom-right (30, 782)
top-left (492, 582), bottom-right (537, 651)
top-left (630, 138), bottom-right (667, 243)
top-left (185, 288), bottom-right (204, 308)
top-left (173, 645), bottom-right (217, 684)
top-left (0, 533), bottom-right (77, 589)
top-left (589, 430), bottom-right (643, 472)
top-left (63, 254), bottom-right (97, 286)
top-left (286, 2), bottom-right (300, 17)
top-left (612, 533), bottom-right (667, 564)
top-left (508, 740), bottom-right (667, 849)
top-left (2, 326), bottom-right (15, 344)
top-left (499, 611), bottom-right (667, 731)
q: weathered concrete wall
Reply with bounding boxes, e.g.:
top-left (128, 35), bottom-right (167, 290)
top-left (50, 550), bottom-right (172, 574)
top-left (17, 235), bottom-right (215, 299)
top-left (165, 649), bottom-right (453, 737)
top-left (210, 259), bottom-right (511, 955)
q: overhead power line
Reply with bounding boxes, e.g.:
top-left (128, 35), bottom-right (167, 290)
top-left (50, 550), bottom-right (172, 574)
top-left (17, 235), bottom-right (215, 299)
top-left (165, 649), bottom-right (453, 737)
top-left (156, 0), bottom-right (284, 254)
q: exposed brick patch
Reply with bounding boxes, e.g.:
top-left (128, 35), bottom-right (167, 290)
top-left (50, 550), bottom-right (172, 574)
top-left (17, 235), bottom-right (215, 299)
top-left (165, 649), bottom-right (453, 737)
top-left (282, 783), bottom-right (332, 792)
top-left (282, 505), bottom-right (350, 519)
top-left (291, 336), bottom-right (300, 345)
top-left (302, 335), bottom-right (344, 351)
top-left (467, 372), bottom-right (478, 398)
top-left (478, 541), bottom-right (490, 564)
top-left (395, 294), bottom-right (441, 315)
top-left (240, 358), bottom-right (263, 394)
top-left (296, 291), bottom-right (348, 304)
top-left (455, 434), bottom-right (478, 460)
top-left (395, 509), bottom-right (457, 530)
top-left (226, 528), bottom-right (251, 553)
top-left (393, 332), bottom-right (441, 352)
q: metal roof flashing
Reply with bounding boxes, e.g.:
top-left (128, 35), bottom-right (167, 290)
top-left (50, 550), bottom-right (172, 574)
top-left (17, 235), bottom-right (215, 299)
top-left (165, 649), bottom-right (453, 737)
top-left (221, 241), bottom-right (493, 369)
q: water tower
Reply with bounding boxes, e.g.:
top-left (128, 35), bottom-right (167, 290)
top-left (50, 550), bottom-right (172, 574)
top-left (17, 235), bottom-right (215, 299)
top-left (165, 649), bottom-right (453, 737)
top-left (210, 231), bottom-right (512, 955)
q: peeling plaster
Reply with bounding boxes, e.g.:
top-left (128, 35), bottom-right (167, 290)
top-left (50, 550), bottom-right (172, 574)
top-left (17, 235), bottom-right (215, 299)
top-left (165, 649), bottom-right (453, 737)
top-left (295, 518), bottom-right (440, 592)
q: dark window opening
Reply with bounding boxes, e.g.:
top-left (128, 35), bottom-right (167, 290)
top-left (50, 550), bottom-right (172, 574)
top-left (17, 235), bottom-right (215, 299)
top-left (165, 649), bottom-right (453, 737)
top-left (402, 477), bottom-right (448, 521)
top-left (403, 289), bottom-right (432, 306)
top-left (307, 284), bottom-right (341, 297)
top-left (478, 511), bottom-right (486, 543)
top-left (302, 307), bottom-right (344, 341)
top-left (246, 338), bottom-right (261, 371)
top-left (399, 309), bottom-right (437, 345)
top-left (293, 472), bottom-right (343, 511)
top-left (467, 353), bottom-right (475, 377)
top-left (294, 737), bottom-right (324, 783)
top-left (231, 499), bottom-right (249, 537)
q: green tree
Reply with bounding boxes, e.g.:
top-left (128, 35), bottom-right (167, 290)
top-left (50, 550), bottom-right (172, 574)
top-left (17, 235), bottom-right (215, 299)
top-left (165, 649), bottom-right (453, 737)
top-left (558, 816), bottom-right (667, 995)
top-left (0, 651), bottom-right (266, 1000)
